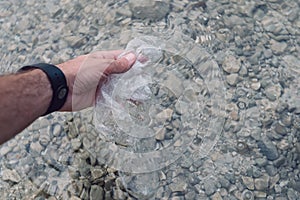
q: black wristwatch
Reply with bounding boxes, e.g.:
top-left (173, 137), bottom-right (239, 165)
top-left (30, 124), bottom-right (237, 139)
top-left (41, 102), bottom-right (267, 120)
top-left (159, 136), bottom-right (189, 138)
top-left (19, 63), bottom-right (69, 115)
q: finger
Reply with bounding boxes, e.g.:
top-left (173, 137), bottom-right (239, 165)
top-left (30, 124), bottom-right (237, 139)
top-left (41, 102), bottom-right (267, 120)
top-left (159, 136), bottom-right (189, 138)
top-left (105, 53), bottom-right (136, 75)
top-left (89, 50), bottom-right (125, 59)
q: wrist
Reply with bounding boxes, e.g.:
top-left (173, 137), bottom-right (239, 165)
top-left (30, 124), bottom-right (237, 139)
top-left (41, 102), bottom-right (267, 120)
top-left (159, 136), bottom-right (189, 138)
top-left (19, 63), bottom-right (69, 115)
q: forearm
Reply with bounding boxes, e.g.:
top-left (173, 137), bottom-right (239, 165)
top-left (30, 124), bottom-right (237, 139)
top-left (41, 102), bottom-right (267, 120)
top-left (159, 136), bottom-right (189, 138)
top-left (0, 69), bottom-right (52, 144)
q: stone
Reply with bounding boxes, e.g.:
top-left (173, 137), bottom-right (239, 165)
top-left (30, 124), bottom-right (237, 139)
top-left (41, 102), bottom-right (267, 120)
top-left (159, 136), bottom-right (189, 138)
top-left (203, 179), bottom-right (217, 196)
top-left (169, 178), bottom-right (187, 192)
top-left (268, 174), bottom-right (279, 188)
top-left (277, 139), bottom-right (289, 150)
top-left (163, 74), bottom-right (183, 97)
top-left (222, 55), bottom-right (241, 73)
top-left (129, 0), bottom-right (170, 21)
top-left (261, 15), bottom-right (287, 35)
top-left (257, 139), bottom-right (279, 161)
top-left (68, 166), bottom-right (80, 179)
top-left (90, 185), bottom-right (103, 200)
top-left (264, 84), bottom-right (282, 101)
top-left (251, 80), bottom-right (261, 91)
top-left (264, 49), bottom-right (273, 58)
top-left (156, 108), bottom-right (173, 121)
top-left (241, 190), bottom-right (254, 200)
top-left (254, 191), bottom-right (267, 198)
top-left (280, 114), bottom-right (292, 127)
top-left (254, 175), bottom-right (269, 191)
top-left (112, 187), bottom-right (126, 199)
top-left (71, 138), bottom-right (82, 151)
top-left (239, 64), bottom-right (248, 76)
top-left (274, 122), bottom-right (287, 135)
top-left (186, 46), bottom-right (209, 64)
top-left (155, 128), bottom-right (166, 141)
top-left (51, 123), bottom-right (63, 137)
top-left (82, 137), bottom-right (92, 149)
top-left (270, 39), bottom-right (287, 55)
top-left (242, 176), bottom-right (254, 190)
top-left (290, 181), bottom-right (300, 193)
top-left (80, 188), bottom-right (89, 200)
top-left (287, 188), bottom-right (298, 200)
top-left (255, 157), bottom-right (268, 167)
top-left (211, 192), bottom-right (222, 200)
top-left (0, 146), bottom-right (11, 156)
top-left (2, 169), bottom-right (21, 183)
top-left (226, 73), bottom-right (239, 86)
top-left (48, 181), bottom-right (58, 196)
top-left (273, 156), bottom-right (286, 168)
top-left (219, 177), bottom-right (230, 189)
top-left (91, 168), bottom-right (105, 180)
top-left (116, 5), bottom-right (132, 17)
top-left (282, 55), bottom-right (300, 73)
top-left (185, 191), bottom-right (196, 200)
top-left (29, 141), bottom-right (44, 153)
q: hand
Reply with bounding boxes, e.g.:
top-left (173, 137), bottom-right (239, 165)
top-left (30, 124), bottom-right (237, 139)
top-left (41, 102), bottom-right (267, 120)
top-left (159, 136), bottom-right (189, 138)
top-left (58, 50), bottom-right (136, 111)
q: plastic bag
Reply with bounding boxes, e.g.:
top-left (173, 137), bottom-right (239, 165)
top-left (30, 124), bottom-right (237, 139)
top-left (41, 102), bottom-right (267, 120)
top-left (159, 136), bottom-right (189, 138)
top-left (94, 36), bottom-right (164, 140)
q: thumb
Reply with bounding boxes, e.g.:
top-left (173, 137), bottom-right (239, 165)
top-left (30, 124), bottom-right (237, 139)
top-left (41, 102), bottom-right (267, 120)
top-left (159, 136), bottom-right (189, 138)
top-left (106, 53), bottom-right (136, 75)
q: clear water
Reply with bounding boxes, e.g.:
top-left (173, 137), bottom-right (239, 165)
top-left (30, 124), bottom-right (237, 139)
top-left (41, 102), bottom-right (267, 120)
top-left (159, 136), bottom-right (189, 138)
top-left (0, 0), bottom-right (299, 199)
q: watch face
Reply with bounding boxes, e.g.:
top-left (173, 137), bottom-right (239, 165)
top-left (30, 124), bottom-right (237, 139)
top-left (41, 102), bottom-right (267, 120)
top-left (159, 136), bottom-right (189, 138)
top-left (58, 87), bottom-right (68, 100)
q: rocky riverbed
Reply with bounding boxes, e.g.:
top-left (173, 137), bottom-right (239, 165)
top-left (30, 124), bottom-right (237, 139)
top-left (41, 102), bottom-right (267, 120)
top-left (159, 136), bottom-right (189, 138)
top-left (0, 0), bottom-right (299, 199)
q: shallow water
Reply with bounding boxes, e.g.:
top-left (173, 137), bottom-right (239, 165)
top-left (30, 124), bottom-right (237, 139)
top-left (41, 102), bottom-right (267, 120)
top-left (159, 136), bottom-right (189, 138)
top-left (0, 0), bottom-right (299, 199)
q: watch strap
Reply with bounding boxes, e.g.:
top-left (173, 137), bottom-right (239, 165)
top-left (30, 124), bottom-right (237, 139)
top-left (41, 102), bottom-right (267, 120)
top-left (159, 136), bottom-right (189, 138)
top-left (19, 63), bottom-right (69, 116)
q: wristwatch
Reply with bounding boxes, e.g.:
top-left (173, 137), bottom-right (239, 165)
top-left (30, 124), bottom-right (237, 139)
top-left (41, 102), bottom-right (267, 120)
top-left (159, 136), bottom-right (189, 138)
top-left (19, 63), bottom-right (69, 115)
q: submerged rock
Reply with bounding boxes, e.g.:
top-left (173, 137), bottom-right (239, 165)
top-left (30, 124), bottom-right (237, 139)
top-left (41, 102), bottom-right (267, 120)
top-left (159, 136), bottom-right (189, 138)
top-left (129, 0), bottom-right (170, 21)
top-left (257, 139), bottom-right (279, 161)
top-left (2, 169), bottom-right (21, 183)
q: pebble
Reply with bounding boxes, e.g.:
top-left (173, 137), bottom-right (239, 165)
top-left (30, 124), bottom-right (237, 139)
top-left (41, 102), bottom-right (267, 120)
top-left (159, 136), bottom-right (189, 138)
top-left (273, 156), bottom-right (286, 168)
top-left (264, 84), bottom-right (282, 101)
top-left (211, 191), bottom-right (222, 200)
top-left (242, 176), bottom-right (254, 190)
top-left (226, 73), bottom-right (239, 86)
top-left (156, 108), bottom-right (173, 121)
top-left (203, 179), bottom-right (217, 196)
top-left (163, 74), bottom-right (183, 98)
top-left (254, 174), bottom-right (269, 191)
top-left (274, 122), bottom-right (287, 136)
top-left (90, 185), bottom-right (103, 200)
top-left (128, 0), bottom-right (170, 21)
top-left (270, 39), bottom-right (287, 55)
top-left (2, 169), bottom-right (21, 183)
top-left (242, 190), bottom-right (254, 200)
top-left (257, 139), bottom-right (279, 161)
top-left (169, 178), bottom-right (187, 192)
top-left (255, 157), bottom-right (268, 167)
top-left (71, 138), bottom-right (82, 151)
top-left (219, 177), bottom-right (230, 189)
top-left (287, 188), bottom-right (298, 200)
top-left (222, 55), bottom-right (241, 73)
top-left (91, 167), bottom-right (105, 181)
top-left (30, 141), bottom-right (44, 153)
top-left (254, 191), bottom-right (267, 198)
top-left (282, 55), bottom-right (300, 73)
top-left (51, 123), bottom-right (63, 137)
top-left (251, 80), bottom-right (261, 91)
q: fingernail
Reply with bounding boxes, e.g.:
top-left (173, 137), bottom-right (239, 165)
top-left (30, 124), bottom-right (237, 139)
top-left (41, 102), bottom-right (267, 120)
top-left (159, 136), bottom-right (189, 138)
top-left (124, 53), bottom-right (136, 64)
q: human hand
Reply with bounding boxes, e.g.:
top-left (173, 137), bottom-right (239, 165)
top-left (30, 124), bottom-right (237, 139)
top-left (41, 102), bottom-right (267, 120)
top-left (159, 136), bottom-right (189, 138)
top-left (57, 50), bottom-right (136, 111)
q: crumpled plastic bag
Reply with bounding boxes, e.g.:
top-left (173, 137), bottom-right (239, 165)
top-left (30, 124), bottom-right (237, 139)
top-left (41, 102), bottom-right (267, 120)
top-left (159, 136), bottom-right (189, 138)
top-left (94, 36), bottom-right (164, 140)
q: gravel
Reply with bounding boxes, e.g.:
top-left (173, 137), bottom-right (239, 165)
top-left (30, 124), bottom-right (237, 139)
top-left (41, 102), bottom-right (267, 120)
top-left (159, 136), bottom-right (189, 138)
top-left (0, 0), bottom-right (299, 199)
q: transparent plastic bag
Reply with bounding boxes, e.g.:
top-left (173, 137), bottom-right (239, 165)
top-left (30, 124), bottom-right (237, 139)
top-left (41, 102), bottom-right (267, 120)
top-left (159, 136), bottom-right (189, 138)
top-left (93, 35), bottom-right (226, 175)
top-left (94, 36), bottom-right (164, 140)
top-left (92, 35), bottom-right (226, 198)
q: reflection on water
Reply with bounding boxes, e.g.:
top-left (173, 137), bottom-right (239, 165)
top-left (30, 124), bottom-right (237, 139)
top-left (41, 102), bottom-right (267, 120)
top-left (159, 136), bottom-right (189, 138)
top-left (0, 0), bottom-right (299, 199)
